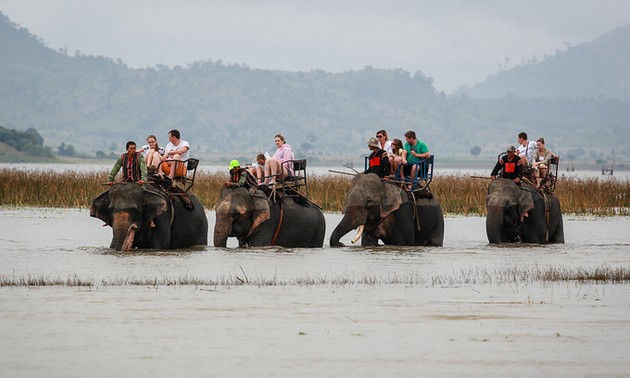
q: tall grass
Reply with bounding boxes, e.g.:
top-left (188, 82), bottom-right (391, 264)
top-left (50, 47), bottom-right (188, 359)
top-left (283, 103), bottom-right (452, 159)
top-left (1, 168), bottom-right (628, 215)
top-left (2, 264), bottom-right (630, 287)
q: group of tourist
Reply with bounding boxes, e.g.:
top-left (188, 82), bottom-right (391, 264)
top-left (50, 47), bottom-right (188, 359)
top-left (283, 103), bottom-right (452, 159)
top-left (107, 129), bottom-right (190, 185)
top-left (491, 131), bottom-right (557, 187)
top-left (107, 127), bottom-right (555, 192)
top-left (225, 134), bottom-right (295, 190)
top-left (364, 129), bottom-right (431, 185)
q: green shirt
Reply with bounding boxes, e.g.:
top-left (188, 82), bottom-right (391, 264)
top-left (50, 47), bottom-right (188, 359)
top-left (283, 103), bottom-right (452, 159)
top-left (404, 140), bottom-right (429, 164)
top-left (109, 152), bottom-right (148, 182)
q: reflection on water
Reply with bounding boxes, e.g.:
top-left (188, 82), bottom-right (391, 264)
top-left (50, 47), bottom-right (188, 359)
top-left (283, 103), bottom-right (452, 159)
top-left (1, 208), bottom-right (630, 376)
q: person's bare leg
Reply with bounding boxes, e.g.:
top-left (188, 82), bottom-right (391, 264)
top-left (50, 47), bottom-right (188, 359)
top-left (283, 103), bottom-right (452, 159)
top-left (264, 163), bottom-right (272, 185)
top-left (255, 166), bottom-right (264, 183)
top-left (269, 159), bottom-right (280, 184)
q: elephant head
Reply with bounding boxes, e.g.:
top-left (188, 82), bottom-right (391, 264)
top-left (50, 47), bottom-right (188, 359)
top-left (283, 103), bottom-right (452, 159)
top-left (90, 182), bottom-right (169, 251)
top-left (330, 173), bottom-right (410, 246)
top-left (485, 178), bottom-right (534, 243)
top-left (213, 187), bottom-right (270, 247)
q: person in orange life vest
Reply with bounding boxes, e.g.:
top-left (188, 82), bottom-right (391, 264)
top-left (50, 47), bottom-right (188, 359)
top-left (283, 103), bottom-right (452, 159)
top-left (224, 159), bottom-right (258, 190)
top-left (364, 137), bottom-right (390, 178)
top-left (107, 141), bottom-right (147, 185)
top-left (491, 145), bottom-right (523, 184)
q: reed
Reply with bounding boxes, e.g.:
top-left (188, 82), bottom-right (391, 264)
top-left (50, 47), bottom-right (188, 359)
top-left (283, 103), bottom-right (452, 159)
top-left (2, 264), bottom-right (630, 287)
top-left (1, 168), bottom-right (628, 215)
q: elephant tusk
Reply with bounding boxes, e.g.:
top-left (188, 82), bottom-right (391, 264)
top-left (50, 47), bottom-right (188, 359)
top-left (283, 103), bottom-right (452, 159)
top-left (121, 223), bottom-right (138, 251)
top-left (351, 224), bottom-right (364, 244)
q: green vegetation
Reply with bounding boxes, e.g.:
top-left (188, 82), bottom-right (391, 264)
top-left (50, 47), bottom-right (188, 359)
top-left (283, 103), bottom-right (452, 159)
top-left (2, 264), bottom-right (629, 287)
top-left (1, 169), bottom-right (628, 215)
top-left (0, 126), bottom-right (54, 162)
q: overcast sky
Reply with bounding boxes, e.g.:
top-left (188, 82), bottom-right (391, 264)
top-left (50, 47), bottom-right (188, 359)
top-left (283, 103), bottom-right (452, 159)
top-left (2, 0), bottom-right (629, 93)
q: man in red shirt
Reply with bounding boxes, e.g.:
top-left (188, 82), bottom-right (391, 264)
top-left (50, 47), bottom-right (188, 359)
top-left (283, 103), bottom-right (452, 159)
top-left (491, 145), bottom-right (523, 184)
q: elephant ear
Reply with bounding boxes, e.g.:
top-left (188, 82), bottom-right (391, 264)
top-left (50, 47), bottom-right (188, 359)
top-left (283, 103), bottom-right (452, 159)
top-left (247, 191), bottom-right (270, 237)
top-left (90, 190), bottom-right (111, 225)
top-left (380, 183), bottom-right (405, 219)
top-left (518, 187), bottom-right (535, 221)
top-left (143, 186), bottom-right (169, 223)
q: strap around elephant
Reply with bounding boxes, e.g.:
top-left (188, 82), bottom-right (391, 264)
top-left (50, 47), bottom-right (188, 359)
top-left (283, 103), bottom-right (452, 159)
top-left (271, 202), bottom-right (284, 246)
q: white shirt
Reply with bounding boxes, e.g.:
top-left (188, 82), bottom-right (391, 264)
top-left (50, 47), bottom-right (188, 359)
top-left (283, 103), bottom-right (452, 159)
top-left (140, 144), bottom-right (165, 156)
top-left (518, 141), bottom-right (537, 164)
top-left (381, 140), bottom-right (393, 155)
top-left (165, 139), bottom-right (190, 161)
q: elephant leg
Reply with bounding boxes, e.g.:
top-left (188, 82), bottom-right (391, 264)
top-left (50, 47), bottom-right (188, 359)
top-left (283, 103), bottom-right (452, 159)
top-left (549, 203), bottom-right (565, 243)
top-left (361, 231), bottom-right (379, 246)
top-left (376, 201), bottom-right (414, 245)
top-left (415, 201), bottom-right (444, 246)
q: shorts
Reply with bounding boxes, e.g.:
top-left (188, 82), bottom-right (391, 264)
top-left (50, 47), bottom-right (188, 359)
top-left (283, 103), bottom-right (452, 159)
top-left (161, 161), bottom-right (187, 177)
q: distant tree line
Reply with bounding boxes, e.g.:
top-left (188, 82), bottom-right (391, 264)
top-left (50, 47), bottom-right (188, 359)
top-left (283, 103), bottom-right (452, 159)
top-left (0, 126), bottom-right (53, 158)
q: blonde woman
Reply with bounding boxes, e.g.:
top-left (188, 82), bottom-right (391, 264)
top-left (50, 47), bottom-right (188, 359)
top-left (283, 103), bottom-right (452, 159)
top-left (532, 137), bottom-right (555, 185)
top-left (141, 134), bottom-right (165, 174)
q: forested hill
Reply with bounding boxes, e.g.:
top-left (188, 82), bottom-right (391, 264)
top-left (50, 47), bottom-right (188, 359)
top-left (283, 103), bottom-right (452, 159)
top-left (460, 24), bottom-right (630, 100)
top-left (1, 11), bottom-right (629, 163)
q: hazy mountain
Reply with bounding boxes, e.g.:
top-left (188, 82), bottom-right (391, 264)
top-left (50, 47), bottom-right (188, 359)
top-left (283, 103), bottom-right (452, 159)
top-left (1, 11), bottom-right (629, 164)
top-left (459, 24), bottom-right (630, 100)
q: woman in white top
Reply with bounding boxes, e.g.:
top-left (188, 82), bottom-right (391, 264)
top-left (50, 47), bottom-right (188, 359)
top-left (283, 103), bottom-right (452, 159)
top-left (141, 134), bottom-right (165, 174)
top-left (376, 129), bottom-right (393, 154)
top-left (532, 137), bottom-right (555, 185)
top-left (264, 134), bottom-right (294, 185)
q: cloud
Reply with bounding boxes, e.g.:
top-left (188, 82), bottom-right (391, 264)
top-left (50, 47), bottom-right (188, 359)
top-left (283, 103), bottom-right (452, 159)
top-left (1, 0), bottom-right (629, 92)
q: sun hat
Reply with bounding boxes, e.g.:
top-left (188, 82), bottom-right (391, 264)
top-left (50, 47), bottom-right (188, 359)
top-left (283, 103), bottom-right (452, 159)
top-left (368, 137), bottom-right (380, 148)
top-left (229, 159), bottom-right (240, 170)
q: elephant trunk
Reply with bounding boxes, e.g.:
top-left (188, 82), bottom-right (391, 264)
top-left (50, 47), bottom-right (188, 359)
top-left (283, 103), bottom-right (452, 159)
top-left (213, 215), bottom-right (232, 248)
top-left (112, 212), bottom-right (134, 251)
top-left (330, 213), bottom-right (356, 247)
top-left (486, 205), bottom-right (504, 244)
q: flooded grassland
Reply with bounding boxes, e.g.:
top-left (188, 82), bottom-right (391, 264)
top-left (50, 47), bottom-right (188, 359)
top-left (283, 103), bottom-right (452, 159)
top-left (1, 207), bottom-right (629, 376)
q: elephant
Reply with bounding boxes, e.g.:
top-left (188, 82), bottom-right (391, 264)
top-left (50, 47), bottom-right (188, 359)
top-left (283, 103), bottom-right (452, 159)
top-left (90, 182), bottom-right (208, 251)
top-left (330, 173), bottom-right (444, 247)
top-left (213, 187), bottom-right (325, 247)
top-left (486, 178), bottom-right (564, 243)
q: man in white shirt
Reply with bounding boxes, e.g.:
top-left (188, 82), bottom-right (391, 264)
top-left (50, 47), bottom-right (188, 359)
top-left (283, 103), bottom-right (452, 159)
top-left (517, 132), bottom-right (537, 166)
top-left (161, 129), bottom-right (190, 179)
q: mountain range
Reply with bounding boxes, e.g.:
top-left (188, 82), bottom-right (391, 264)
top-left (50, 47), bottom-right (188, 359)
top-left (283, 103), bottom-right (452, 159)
top-left (1, 11), bottom-right (629, 165)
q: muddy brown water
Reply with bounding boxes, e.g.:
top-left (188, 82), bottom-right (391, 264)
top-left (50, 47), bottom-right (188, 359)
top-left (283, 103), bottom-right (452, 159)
top-left (1, 207), bottom-right (629, 376)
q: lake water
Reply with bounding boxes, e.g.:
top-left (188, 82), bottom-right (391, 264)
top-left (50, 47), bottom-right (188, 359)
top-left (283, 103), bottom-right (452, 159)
top-left (1, 208), bottom-right (630, 376)
top-left (2, 162), bottom-right (629, 180)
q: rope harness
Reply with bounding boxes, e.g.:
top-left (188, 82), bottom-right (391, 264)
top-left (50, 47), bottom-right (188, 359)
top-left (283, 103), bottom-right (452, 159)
top-left (271, 201), bottom-right (284, 246)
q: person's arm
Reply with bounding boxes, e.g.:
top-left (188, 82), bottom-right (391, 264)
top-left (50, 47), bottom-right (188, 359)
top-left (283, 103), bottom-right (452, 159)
top-left (108, 158), bottom-right (123, 182)
top-left (381, 153), bottom-right (391, 177)
top-left (514, 160), bottom-right (523, 183)
top-left (490, 160), bottom-right (503, 179)
top-left (542, 150), bottom-right (554, 166)
top-left (139, 155), bottom-right (148, 181)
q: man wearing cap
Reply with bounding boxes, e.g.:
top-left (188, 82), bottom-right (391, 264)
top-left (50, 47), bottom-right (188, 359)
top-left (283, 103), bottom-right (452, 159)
top-left (225, 159), bottom-right (258, 189)
top-left (365, 137), bottom-right (390, 178)
top-left (491, 145), bottom-right (524, 183)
